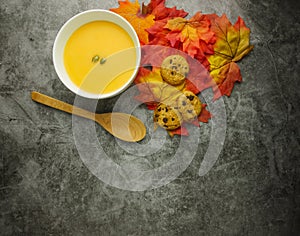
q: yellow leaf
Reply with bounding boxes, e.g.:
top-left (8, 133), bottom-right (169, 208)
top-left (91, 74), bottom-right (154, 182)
top-left (138, 68), bottom-right (184, 104)
top-left (110, 0), bottom-right (155, 44)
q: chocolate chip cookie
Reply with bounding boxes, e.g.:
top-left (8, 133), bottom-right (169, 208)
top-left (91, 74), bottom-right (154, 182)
top-left (153, 103), bottom-right (182, 130)
top-left (160, 55), bottom-right (189, 85)
top-left (177, 91), bottom-right (202, 122)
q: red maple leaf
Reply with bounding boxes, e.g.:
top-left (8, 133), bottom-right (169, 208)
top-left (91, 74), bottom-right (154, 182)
top-left (198, 104), bottom-right (211, 123)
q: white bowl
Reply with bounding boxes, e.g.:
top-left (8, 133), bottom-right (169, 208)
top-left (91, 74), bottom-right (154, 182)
top-left (53, 9), bottom-right (141, 99)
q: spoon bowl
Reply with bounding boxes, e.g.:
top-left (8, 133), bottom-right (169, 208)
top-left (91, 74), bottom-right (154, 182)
top-left (31, 91), bottom-right (146, 142)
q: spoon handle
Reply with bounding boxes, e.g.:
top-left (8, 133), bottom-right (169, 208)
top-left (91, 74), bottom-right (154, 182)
top-left (31, 91), bottom-right (96, 121)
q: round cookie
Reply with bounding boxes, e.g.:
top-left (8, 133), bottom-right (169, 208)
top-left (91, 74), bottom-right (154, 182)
top-left (160, 55), bottom-right (189, 85)
top-left (153, 103), bottom-right (182, 130)
top-left (177, 91), bottom-right (202, 122)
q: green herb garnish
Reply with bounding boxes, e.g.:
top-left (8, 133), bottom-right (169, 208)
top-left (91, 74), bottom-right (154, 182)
top-left (100, 58), bottom-right (106, 65)
top-left (92, 55), bottom-right (100, 63)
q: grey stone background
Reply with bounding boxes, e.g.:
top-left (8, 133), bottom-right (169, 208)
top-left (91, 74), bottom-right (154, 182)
top-left (1, 0), bottom-right (300, 235)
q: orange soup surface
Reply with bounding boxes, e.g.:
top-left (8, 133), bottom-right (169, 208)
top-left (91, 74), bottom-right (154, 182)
top-left (64, 21), bottom-right (137, 94)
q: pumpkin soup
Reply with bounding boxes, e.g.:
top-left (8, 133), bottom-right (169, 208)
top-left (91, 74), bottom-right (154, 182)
top-left (64, 20), bottom-right (137, 94)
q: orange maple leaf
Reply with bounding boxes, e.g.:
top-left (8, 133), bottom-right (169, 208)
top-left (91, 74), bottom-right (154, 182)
top-left (164, 12), bottom-right (215, 58)
top-left (207, 14), bottom-right (254, 100)
top-left (110, 0), bottom-right (155, 44)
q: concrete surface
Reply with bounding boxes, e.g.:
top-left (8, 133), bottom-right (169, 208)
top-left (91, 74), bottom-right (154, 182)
top-left (1, 0), bottom-right (300, 235)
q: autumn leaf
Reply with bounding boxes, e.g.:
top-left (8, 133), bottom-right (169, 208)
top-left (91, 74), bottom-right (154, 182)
top-left (134, 68), bottom-right (156, 107)
top-left (146, 10), bottom-right (216, 69)
top-left (207, 14), bottom-right (254, 99)
top-left (148, 27), bottom-right (171, 46)
top-left (140, 45), bottom-right (174, 68)
top-left (134, 67), bottom-right (184, 106)
top-left (110, 0), bottom-right (155, 44)
top-left (142, 0), bottom-right (188, 21)
top-left (184, 54), bottom-right (213, 94)
top-left (168, 125), bottom-right (189, 137)
top-left (145, 0), bottom-right (188, 47)
top-left (198, 104), bottom-right (211, 123)
top-left (164, 12), bottom-right (215, 58)
top-left (134, 67), bottom-right (178, 110)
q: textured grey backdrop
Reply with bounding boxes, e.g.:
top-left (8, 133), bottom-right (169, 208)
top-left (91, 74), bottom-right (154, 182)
top-left (1, 0), bottom-right (300, 235)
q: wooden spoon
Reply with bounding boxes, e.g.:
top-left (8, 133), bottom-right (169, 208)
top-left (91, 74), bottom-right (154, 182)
top-left (31, 91), bottom-right (146, 142)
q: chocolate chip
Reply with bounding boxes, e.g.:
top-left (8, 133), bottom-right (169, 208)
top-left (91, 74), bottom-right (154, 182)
top-left (182, 101), bottom-right (186, 106)
top-left (165, 107), bottom-right (168, 112)
top-left (170, 59), bottom-right (173, 64)
top-left (155, 114), bottom-right (159, 117)
top-left (171, 71), bottom-right (175, 76)
top-left (163, 118), bottom-right (168, 123)
top-left (187, 95), bottom-right (194, 101)
top-left (172, 118), bottom-right (175, 121)
top-left (158, 107), bottom-right (161, 112)
top-left (188, 110), bottom-right (193, 113)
